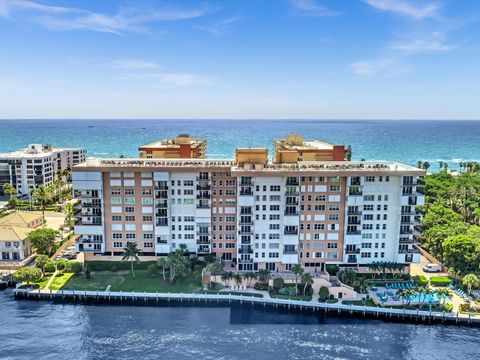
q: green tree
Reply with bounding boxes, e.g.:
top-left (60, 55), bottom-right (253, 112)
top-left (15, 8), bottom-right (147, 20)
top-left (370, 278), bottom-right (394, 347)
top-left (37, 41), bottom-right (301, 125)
top-left (233, 273), bottom-right (242, 286)
top-left (167, 250), bottom-right (190, 283)
top-left (462, 274), bottom-right (480, 294)
top-left (205, 261), bottom-right (223, 288)
top-left (3, 183), bottom-right (17, 209)
top-left (64, 202), bottom-right (76, 230)
top-left (156, 257), bottom-right (169, 284)
top-left (442, 235), bottom-right (480, 275)
top-left (32, 185), bottom-right (51, 221)
top-left (28, 228), bottom-right (58, 256)
top-left (35, 254), bottom-right (50, 275)
top-left (292, 264), bottom-right (304, 295)
top-left (435, 288), bottom-right (452, 308)
top-left (301, 272), bottom-right (314, 297)
top-left (257, 269), bottom-right (271, 283)
top-left (122, 241), bottom-right (140, 279)
top-left (318, 286), bottom-right (330, 302)
top-left (14, 267), bottom-right (42, 286)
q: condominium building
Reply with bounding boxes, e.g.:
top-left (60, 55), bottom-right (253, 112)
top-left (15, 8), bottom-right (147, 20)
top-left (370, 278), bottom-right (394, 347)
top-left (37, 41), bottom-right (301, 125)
top-left (139, 134), bottom-right (207, 159)
top-left (73, 140), bottom-right (425, 271)
top-left (0, 144), bottom-right (86, 197)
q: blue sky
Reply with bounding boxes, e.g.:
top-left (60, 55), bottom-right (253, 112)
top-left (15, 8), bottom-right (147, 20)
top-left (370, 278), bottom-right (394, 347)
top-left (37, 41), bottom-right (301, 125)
top-left (0, 0), bottom-right (479, 119)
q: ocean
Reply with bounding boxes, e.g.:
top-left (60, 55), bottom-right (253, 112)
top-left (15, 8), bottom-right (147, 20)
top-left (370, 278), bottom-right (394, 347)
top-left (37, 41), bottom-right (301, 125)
top-left (1, 120), bottom-right (479, 170)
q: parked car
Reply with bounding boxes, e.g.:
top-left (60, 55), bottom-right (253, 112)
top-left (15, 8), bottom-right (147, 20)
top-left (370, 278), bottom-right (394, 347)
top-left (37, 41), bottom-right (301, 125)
top-left (423, 263), bottom-right (442, 272)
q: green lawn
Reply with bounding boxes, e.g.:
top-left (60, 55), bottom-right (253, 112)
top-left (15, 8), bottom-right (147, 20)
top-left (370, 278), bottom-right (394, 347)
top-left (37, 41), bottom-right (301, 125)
top-left (49, 272), bottom-right (75, 290)
top-left (60, 269), bottom-right (202, 293)
top-left (342, 299), bottom-right (376, 307)
top-left (270, 294), bottom-right (313, 301)
top-left (32, 274), bottom-right (53, 289)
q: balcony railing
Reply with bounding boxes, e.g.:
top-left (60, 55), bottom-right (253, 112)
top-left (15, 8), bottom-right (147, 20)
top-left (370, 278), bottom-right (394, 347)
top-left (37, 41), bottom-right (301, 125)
top-left (239, 248), bottom-right (253, 254)
top-left (196, 184), bottom-right (210, 190)
top-left (345, 248), bottom-right (360, 254)
top-left (239, 190), bottom-right (253, 196)
top-left (398, 248), bottom-right (420, 254)
top-left (156, 219), bottom-right (168, 226)
top-left (347, 210), bottom-right (362, 215)
top-left (196, 193), bottom-right (211, 199)
top-left (284, 211), bottom-right (298, 216)
top-left (286, 179), bottom-right (299, 186)
top-left (284, 229), bottom-right (298, 235)
top-left (346, 230), bottom-right (361, 235)
top-left (347, 220), bottom-right (361, 225)
top-left (283, 250), bottom-right (297, 255)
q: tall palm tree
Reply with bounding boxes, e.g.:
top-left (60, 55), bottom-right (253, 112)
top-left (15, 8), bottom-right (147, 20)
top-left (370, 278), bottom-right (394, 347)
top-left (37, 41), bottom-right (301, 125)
top-left (257, 269), bottom-right (270, 283)
top-left (156, 257), bottom-right (169, 284)
top-left (205, 261), bottom-right (223, 289)
top-left (64, 202), bottom-right (76, 229)
top-left (435, 288), bottom-right (452, 308)
top-left (3, 183), bottom-right (16, 199)
top-left (423, 161), bottom-right (430, 171)
top-left (301, 272), bottom-right (314, 297)
top-left (32, 185), bottom-right (51, 223)
top-left (122, 241), bottom-right (140, 279)
top-left (369, 262), bottom-right (379, 280)
top-left (417, 161), bottom-right (423, 169)
top-left (292, 264), bottom-right (304, 295)
top-left (233, 273), bottom-right (242, 287)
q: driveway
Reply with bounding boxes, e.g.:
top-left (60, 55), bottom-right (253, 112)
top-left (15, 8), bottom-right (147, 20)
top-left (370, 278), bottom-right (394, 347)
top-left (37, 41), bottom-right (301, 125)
top-left (409, 255), bottom-right (448, 279)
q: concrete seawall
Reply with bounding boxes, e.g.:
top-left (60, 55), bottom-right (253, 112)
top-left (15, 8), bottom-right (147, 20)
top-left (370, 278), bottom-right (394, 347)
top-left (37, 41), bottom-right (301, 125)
top-left (13, 288), bottom-right (480, 327)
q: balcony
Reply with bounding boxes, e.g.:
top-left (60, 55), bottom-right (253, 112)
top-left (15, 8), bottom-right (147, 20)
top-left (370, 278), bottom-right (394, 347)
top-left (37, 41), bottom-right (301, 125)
top-left (196, 184), bottom-right (210, 191)
top-left (398, 248), bottom-right (420, 254)
top-left (239, 190), bottom-right (253, 196)
top-left (155, 201), bottom-right (168, 208)
top-left (77, 238), bottom-right (103, 244)
top-left (283, 250), bottom-right (297, 255)
top-left (239, 247), bottom-right (253, 254)
top-left (238, 258), bottom-right (253, 264)
top-left (346, 230), bottom-right (361, 235)
top-left (197, 247), bottom-right (210, 254)
top-left (196, 231), bottom-right (210, 236)
top-left (345, 248), bottom-right (360, 254)
top-left (284, 190), bottom-right (299, 196)
top-left (154, 185), bottom-right (168, 190)
top-left (196, 193), bottom-right (211, 199)
top-left (349, 190), bottom-right (362, 196)
top-left (286, 179), bottom-right (299, 186)
top-left (155, 193), bottom-right (168, 199)
top-left (400, 229), bottom-right (413, 235)
top-left (239, 220), bottom-right (253, 225)
top-left (197, 239), bottom-right (210, 244)
top-left (240, 209), bottom-right (252, 215)
top-left (156, 219), bottom-right (168, 226)
top-left (196, 204), bottom-right (210, 209)
top-left (284, 211), bottom-right (298, 216)
top-left (285, 199), bottom-right (299, 206)
top-left (239, 180), bottom-right (253, 186)
top-left (238, 229), bottom-right (253, 235)
top-left (347, 219), bottom-right (361, 225)
top-left (284, 229), bottom-right (298, 235)
top-left (347, 210), bottom-right (362, 215)
top-left (399, 238), bottom-right (414, 243)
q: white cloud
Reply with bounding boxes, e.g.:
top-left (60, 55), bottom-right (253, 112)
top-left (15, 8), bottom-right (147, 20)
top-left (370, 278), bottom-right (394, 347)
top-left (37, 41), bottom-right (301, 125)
top-left (0, 0), bottom-right (213, 34)
top-left (391, 32), bottom-right (461, 54)
top-left (197, 16), bottom-right (240, 35)
top-left (350, 58), bottom-right (410, 77)
top-left (110, 59), bottom-right (162, 70)
top-left (289, 0), bottom-right (338, 16)
top-left (118, 72), bottom-right (211, 86)
top-left (364, 0), bottom-right (439, 20)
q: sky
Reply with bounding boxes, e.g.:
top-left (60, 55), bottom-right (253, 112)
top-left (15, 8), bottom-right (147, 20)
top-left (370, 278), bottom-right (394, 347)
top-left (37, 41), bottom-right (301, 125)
top-left (0, 0), bottom-right (479, 120)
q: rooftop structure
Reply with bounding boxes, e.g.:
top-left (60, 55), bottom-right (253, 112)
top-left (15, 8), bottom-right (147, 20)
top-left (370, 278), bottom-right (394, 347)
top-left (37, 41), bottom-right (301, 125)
top-left (274, 134), bottom-right (350, 163)
top-left (0, 144), bottom-right (86, 197)
top-left (139, 134), bottom-right (207, 159)
top-left (0, 211), bottom-right (43, 228)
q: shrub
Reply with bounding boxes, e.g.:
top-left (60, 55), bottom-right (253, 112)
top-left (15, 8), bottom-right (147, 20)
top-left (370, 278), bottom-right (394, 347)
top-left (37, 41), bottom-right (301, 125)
top-left (71, 262), bottom-right (83, 274)
top-left (147, 264), bottom-right (157, 277)
top-left (44, 260), bottom-right (56, 273)
top-left (56, 261), bottom-right (66, 271)
top-left (278, 287), bottom-right (297, 296)
top-left (209, 282), bottom-right (223, 290)
top-left (430, 276), bottom-right (451, 287)
top-left (413, 275), bottom-right (428, 286)
top-left (254, 282), bottom-right (269, 291)
top-left (326, 264), bottom-right (339, 276)
top-left (272, 277), bottom-right (285, 290)
top-left (443, 303), bottom-right (453, 312)
top-left (85, 267), bottom-right (91, 279)
top-left (110, 264), bottom-right (118, 272)
top-left (319, 286), bottom-right (330, 302)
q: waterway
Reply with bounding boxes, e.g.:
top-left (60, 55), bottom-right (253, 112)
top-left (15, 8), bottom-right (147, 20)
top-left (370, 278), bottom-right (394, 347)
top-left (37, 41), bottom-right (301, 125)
top-left (2, 290), bottom-right (480, 360)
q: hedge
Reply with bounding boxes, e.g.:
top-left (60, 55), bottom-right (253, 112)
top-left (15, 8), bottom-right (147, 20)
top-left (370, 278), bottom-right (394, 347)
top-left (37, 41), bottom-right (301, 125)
top-left (430, 276), bottom-right (451, 287)
top-left (84, 261), bottom-right (157, 271)
top-left (413, 275), bottom-right (428, 286)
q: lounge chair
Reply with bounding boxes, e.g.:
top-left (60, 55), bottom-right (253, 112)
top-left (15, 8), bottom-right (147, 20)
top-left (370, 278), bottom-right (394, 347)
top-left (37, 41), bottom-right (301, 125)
top-left (386, 283), bottom-right (390, 289)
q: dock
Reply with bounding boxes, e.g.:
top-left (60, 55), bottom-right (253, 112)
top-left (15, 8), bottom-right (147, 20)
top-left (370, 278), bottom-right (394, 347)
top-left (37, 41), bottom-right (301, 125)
top-left (13, 288), bottom-right (480, 326)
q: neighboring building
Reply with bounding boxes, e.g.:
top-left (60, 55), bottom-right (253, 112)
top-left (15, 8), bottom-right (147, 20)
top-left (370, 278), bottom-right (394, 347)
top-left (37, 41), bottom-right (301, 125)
top-left (0, 211), bottom-right (43, 261)
top-left (73, 138), bottom-right (425, 271)
top-left (138, 134), bottom-right (207, 159)
top-left (0, 211), bottom-right (44, 228)
top-left (273, 134), bottom-right (350, 163)
top-left (0, 144), bottom-right (86, 197)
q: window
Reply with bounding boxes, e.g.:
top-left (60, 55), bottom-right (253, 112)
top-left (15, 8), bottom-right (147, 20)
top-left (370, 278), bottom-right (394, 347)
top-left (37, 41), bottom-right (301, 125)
top-left (112, 215), bottom-right (122, 221)
top-left (111, 189), bottom-right (121, 195)
top-left (363, 195), bottom-right (374, 201)
top-left (142, 189), bottom-right (152, 195)
top-left (126, 233), bottom-right (136, 239)
top-left (125, 216), bottom-right (135, 221)
top-left (365, 176), bottom-right (375, 182)
top-left (111, 197), bottom-right (122, 204)
top-left (124, 189), bottom-right (135, 195)
top-left (113, 242), bottom-right (123, 248)
top-left (125, 207), bottom-right (135, 213)
top-left (143, 242), bottom-right (154, 248)
top-left (328, 214), bottom-right (339, 221)
top-left (143, 233), bottom-right (154, 239)
top-left (124, 197), bottom-right (135, 204)
top-left (112, 233), bottom-right (123, 239)
top-left (143, 215), bottom-right (153, 222)
top-left (270, 185), bottom-right (280, 192)
top-left (142, 198), bottom-right (153, 204)
top-left (329, 185), bottom-right (340, 192)
top-left (315, 195), bottom-right (326, 201)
